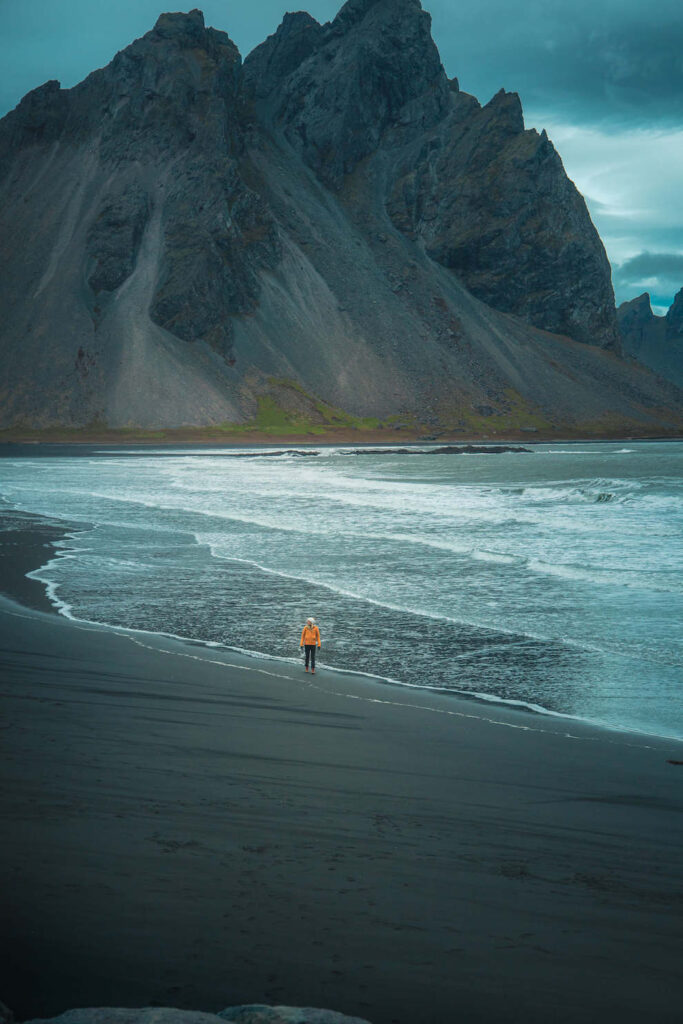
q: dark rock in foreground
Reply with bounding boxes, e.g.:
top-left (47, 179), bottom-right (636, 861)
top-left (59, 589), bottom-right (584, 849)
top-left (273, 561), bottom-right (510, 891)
top-left (219, 1006), bottom-right (372, 1024)
top-left (22, 1011), bottom-right (222, 1024)
top-left (21, 1007), bottom-right (373, 1024)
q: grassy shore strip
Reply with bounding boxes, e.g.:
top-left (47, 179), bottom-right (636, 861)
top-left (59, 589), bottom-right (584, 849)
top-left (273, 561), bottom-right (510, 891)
top-left (3, 376), bottom-right (682, 444)
top-left (2, 424), bottom-right (683, 445)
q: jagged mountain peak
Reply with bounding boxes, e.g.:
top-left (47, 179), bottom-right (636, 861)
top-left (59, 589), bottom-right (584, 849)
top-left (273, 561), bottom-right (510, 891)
top-left (153, 9), bottom-right (206, 39)
top-left (247, 0), bottom-right (445, 101)
top-left (245, 0), bottom-right (448, 189)
top-left (145, 9), bottom-right (238, 57)
top-left (620, 292), bottom-right (655, 318)
top-left (0, 78), bottom-right (71, 164)
top-left (617, 289), bottom-right (683, 330)
top-left (120, 10), bottom-right (240, 65)
top-left (666, 288), bottom-right (683, 335)
top-left (243, 11), bottom-right (323, 99)
top-left (18, 78), bottom-right (61, 102)
top-left (1, 13), bottom-right (232, 150)
top-left (618, 289), bottom-right (683, 334)
top-left (329, 0), bottom-right (426, 32)
top-left (483, 88), bottom-right (525, 131)
top-left (331, 0), bottom-right (384, 26)
top-left (617, 290), bottom-right (683, 387)
top-left (276, 10), bottom-right (321, 33)
top-left (0, 2), bottom-right (680, 433)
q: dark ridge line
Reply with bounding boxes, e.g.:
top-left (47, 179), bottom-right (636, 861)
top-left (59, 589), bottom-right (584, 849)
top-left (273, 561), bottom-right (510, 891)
top-left (216, 445), bottom-right (533, 458)
top-left (340, 445), bottom-right (531, 456)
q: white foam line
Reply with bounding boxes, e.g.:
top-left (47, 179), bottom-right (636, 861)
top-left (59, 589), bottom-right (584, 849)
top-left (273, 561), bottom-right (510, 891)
top-left (25, 488), bottom-right (679, 598)
top-left (206, 550), bottom-right (596, 650)
top-left (20, 513), bottom-right (611, 655)
top-left (21, 541), bottom-right (601, 713)
top-left (27, 557), bottom-right (84, 619)
top-left (2, 599), bottom-right (666, 750)
top-left (21, 518), bottom-right (98, 619)
top-left (526, 558), bottom-right (683, 594)
top-left (85, 492), bottom-right (521, 559)
top-left (11, 557), bottom-right (615, 725)
top-left (8, 499), bottom-right (539, 643)
top-left (19, 505), bottom-right (670, 661)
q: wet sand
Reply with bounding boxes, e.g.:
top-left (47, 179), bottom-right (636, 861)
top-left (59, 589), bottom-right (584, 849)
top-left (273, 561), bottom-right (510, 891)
top-left (1, 528), bottom-right (683, 1023)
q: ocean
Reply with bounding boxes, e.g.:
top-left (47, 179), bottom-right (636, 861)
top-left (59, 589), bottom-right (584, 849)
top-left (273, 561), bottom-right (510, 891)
top-left (1, 441), bottom-right (681, 740)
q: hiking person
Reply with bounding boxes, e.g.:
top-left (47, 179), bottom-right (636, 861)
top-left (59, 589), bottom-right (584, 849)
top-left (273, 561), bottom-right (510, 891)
top-left (300, 617), bottom-right (321, 673)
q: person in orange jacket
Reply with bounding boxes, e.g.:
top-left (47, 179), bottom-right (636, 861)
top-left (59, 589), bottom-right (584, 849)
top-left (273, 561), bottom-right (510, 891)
top-left (300, 617), bottom-right (321, 673)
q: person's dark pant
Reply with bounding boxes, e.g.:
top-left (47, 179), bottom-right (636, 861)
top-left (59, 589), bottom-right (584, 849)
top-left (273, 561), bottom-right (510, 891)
top-left (304, 644), bottom-right (317, 670)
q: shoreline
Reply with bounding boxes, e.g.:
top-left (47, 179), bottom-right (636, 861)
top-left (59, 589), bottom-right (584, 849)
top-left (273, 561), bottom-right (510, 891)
top-left (4, 506), bottom-right (680, 747)
top-left (29, 590), bottom-right (683, 748)
top-left (0, 509), bottom-right (79, 614)
top-left (5, 588), bottom-right (670, 749)
top-left (1, 590), bottom-right (682, 1023)
top-left (2, 430), bottom-right (683, 448)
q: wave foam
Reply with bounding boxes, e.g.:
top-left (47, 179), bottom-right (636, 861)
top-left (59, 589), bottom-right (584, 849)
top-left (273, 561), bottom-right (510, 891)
top-left (10, 592), bottom-right (664, 746)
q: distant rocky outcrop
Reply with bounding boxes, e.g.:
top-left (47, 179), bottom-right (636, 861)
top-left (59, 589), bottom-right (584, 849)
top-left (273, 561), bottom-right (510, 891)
top-left (617, 290), bottom-right (683, 388)
top-left (21, 1006), bottom-right (373, 1024)
top-left (668, 289), bottom-right (683, 337)
top-left (0, 0), bottom-right (681, 434)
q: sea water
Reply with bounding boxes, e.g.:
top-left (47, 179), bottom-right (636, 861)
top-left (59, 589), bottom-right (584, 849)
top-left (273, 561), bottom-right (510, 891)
top-left (1, 441), bottom-right (681, 740)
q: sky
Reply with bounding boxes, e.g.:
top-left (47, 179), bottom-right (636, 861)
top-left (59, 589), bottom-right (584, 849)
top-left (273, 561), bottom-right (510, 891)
top-left (1, 0), bottom-right (681, 312)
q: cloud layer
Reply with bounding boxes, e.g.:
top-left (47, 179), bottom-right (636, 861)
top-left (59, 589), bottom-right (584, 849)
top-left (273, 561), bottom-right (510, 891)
top-left (431, 0), bottom-right (683, 127)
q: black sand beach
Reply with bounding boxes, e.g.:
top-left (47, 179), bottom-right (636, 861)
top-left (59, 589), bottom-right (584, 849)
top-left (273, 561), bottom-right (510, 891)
top-left (1, 524), bottom-right (683, 1023)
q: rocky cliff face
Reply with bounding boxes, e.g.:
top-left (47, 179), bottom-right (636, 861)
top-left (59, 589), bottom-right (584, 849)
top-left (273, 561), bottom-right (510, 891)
top-left (0, 0), bottom-right (680, 432)
top-left (387, 89), bottom-right (618, 348)
top-left (244, 0), bottom-right (450, 190)
top-left (246, 0), bottom-right (617, 349)
top-left (618, 290), bottom-right (683, 387)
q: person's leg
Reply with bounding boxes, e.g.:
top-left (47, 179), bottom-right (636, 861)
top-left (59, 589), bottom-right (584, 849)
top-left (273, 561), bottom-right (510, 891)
top-left (305, 644), bottom-right (311, 670)
top-left (310, 645), bottom-right (316, 672)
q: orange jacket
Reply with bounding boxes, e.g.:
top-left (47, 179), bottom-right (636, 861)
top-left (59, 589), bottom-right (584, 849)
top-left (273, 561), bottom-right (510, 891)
top-left (300, 624), bottom-right (321, 647)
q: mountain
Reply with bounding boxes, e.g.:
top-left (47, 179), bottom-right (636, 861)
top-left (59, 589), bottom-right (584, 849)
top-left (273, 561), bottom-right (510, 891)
top-left (0, 0), bottom-right (681, 436)
top-left (618, 291), bottom-right (683, 389)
